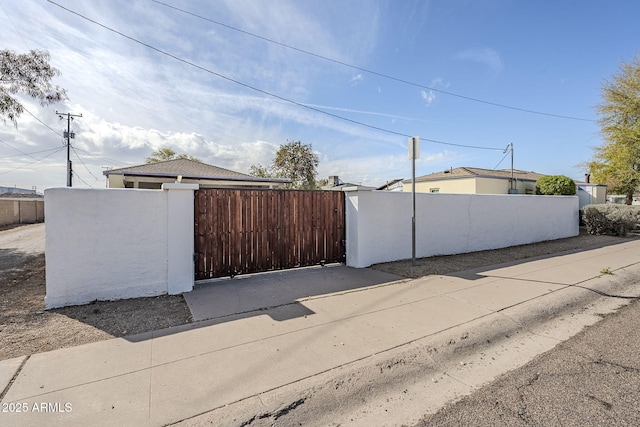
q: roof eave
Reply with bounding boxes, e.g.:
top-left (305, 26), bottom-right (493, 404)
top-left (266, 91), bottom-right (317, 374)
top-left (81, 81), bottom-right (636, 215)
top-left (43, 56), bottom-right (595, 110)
top-left (406, 175), bottom-right (540, 184)
top-left (103, 170), bottom-right (290, 183)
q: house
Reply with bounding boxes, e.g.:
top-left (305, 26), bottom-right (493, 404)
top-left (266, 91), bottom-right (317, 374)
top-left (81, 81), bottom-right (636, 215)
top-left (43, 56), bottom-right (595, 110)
top-left (376, 179), bottom-right (404, 192)
top-left (320, 175), bottom-right (376, 191)
top-left (403, 167), bottom-right (547, 195)
top-left (606, 195), bottom-right (640, 205)
top-left (403, 167), bottom-right (607, 212)
top-left (103, 159), bottom-right (290, 189)
top-left (577, 174), bottom-right (608, 207)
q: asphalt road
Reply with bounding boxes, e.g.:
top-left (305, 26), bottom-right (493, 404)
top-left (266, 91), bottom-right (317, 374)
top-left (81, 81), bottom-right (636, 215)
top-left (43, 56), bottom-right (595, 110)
top-left (417, 298), bottom-right (640, 426)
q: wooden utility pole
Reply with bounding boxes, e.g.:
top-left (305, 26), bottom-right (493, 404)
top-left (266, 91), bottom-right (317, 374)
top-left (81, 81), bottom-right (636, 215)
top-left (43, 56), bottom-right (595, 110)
top-left (56, 111), bottom-right (82, 187)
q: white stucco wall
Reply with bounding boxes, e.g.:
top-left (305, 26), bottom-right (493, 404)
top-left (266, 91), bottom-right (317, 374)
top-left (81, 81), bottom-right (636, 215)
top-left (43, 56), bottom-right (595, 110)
top-left (346, 190), bottom-right (579, 268)
top-left (45, 184), bottom-right (197, 309)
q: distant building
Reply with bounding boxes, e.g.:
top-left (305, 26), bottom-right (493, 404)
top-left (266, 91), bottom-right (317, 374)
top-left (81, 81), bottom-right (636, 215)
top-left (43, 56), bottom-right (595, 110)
top-left (0, 186), bottom-right (38, 196)
top-left (376, 179), bottom-right (404, 192)
top-left (320, 175), bottom-right (376, 191)
top-left (403, 167), bottom-right (607, 212)
top-left (402, 167), bottom-right (546, 195)
top-left (606, 195), bottom-right (640, 205)
top-left (103, 159), bottom-right (290, 189)
top-left (577, 174), bottom-right (608, 207)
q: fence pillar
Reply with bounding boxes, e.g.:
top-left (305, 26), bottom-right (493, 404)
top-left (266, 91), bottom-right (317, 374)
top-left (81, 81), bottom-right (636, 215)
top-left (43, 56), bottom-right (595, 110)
top-left (163, 183), bottom-right (199, 295)
top-left (344, 188), bottom-right (377, 268)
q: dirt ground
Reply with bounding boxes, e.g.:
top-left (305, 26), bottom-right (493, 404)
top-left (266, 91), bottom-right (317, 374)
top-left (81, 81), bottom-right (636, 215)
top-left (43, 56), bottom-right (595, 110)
top-left (0, 223), bottom-right (631, 361)
top-left (371, 230), bottom-right (627, 278)
top-left (0, 224), bottom-right (192, 360)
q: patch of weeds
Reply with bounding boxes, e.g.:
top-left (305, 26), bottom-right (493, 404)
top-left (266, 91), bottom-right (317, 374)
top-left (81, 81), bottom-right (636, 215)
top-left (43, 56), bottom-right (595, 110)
top-left (599, 267), bottom-right (613, 275)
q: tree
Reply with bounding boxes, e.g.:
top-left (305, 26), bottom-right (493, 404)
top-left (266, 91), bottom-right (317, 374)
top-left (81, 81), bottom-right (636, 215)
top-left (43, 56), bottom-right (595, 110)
top-left (145, 147), bottom-right (201, 164)
top-left (536, 175), bottom-right (576, 195)
top-left (0, 49), bottom-right (67, 127)
top-left (587, 56), bottom-right (640, 205)
top-left (250, 141), bottom-right (319, 189)
top-left (248, 164), bottom-right (273, 178)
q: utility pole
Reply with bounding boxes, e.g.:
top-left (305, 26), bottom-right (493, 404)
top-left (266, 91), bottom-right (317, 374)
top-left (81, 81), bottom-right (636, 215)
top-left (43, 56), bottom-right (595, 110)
top-left (504, 142), bottom-right (514, 193)
top-left (409, 136), bottom-right (420, 266)
top-left (56, 111), bottom-right (82, 187)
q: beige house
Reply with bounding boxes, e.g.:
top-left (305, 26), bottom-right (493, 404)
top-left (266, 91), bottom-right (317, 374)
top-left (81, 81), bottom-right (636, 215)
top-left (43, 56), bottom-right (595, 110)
top-left (404, 167), bottom-right (546, 195)
top-left (103, 159), bottom-right (290, 189)
top-left (403, 167), bottom-right (607, 209)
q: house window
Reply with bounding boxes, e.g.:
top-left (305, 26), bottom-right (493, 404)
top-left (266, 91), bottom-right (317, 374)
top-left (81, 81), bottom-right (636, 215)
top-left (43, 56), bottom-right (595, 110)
top-left (430, 188), bottom-right (440, 193)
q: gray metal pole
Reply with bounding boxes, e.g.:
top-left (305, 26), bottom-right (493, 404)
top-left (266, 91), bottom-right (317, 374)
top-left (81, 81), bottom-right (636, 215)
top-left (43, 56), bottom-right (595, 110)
top-left (411, 137), bottom-right (416, 266)
top-left (510, 142), bottom-right (514, 191)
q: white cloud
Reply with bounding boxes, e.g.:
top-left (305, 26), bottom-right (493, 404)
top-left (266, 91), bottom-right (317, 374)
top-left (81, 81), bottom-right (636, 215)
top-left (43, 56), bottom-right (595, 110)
top-left (304, 102), bottom-right (436, 124)
top-left (420, 78), bottom-right (449, 106)
top-left (454, 48), bottom-right (504, 73)
top-left (430, 78), bottom-right (448, 88)
top-left (0, 0), bottom-right (408, 190)
top-left (318, 149), bottom-right (463, 188)
top-left (350, 74), bottom-right (364, 85)
top-left (421, 90), bottom-right (436, 105)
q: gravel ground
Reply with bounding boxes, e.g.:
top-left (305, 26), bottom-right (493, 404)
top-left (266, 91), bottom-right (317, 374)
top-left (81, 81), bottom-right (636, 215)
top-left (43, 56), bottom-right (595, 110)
top-left (0, 223), bottom-right (632, 361)
top-left (370, 229), bottom-right (625, 278)
top-left (0, 223), bottom-right (192, 360)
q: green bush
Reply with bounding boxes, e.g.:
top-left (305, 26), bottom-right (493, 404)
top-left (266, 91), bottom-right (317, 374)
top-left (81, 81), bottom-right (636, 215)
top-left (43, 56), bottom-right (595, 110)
top-left (583, 204), bottom-right (640, 236)
top-left (536, 175), bottom-right (576, 195)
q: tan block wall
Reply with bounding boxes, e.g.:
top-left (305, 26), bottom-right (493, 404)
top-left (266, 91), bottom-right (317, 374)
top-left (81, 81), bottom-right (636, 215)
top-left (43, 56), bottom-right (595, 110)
top-left (0, 199), bottom-right (45, 227)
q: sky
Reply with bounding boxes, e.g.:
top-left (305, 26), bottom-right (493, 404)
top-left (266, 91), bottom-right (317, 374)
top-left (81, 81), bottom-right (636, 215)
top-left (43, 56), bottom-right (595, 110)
top-left (1, 0), bottom-right (639, 191)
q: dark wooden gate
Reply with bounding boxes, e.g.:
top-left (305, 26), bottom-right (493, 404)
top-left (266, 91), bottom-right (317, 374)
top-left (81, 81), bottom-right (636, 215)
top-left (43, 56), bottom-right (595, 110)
top-left (194, 189), bottom-right (345, 280)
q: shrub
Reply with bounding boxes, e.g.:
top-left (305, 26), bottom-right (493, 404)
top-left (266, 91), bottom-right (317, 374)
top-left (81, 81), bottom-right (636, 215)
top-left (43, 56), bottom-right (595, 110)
top-left (583, 204), bottom-right (640, 236)
top-left (536, 175), bottom-right (576, 195)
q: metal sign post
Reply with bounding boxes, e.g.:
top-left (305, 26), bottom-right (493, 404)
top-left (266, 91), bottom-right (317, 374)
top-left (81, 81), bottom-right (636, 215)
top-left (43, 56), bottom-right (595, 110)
top-left (408, 136), bottom-right (420, 266)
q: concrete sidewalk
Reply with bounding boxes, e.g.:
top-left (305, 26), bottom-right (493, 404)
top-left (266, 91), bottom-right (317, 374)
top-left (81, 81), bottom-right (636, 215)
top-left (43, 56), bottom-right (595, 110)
top-left (1, 239), bottom-right (640, 426)
top-left (184, 264), bottom-right (404, 321)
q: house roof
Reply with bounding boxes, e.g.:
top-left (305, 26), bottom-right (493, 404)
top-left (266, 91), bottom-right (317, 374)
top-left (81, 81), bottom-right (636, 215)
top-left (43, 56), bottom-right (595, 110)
top-left (103, 159), bottom-right (289, 183)
top-left (376, 179), bottom-right (404, 191)
top-left (406, 167), bottom-right (547, 183)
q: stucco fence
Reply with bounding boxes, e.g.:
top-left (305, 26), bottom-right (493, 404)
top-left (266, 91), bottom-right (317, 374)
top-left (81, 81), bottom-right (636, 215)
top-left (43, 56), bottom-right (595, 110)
top-left (44, 187), bottom-right (578, 308)
top-left (45, 184), bottom-right (197, 309)
top-left (345, 190), bottom-right (578, 268)
top-left (0, 198), bottom-right (44, 227)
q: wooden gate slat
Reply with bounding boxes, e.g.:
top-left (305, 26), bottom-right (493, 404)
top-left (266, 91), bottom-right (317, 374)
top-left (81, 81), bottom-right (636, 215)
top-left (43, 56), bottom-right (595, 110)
top-left (194, 188), bottom-right (345, 279)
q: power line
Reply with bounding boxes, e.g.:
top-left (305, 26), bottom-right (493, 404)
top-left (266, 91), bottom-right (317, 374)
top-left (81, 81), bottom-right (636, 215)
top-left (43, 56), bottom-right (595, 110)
top-left (72, 147), bottom-right (128, 166)
top-left (23, 106), bottom-right (63, 137)
top-left (0, 137), bottom-right (58, 161)
top-left (46, 1), bottom-right (504, 152)
top-left (153, 0), bottom-right (595, 123)
top-left (425, 138), bottom-right (502, 151)
top-left (47, 1), bottom-right (408, 138)
top-left (71, 145), bottom-right (99, 181)
top-left (71, 167), bottom-right (92, 187)
top-left (0, 146), bottom-right (62, 159)
top-left (493, 150), bottom-right (511, 169)
top-left (0, 146), bottom-right (64, 176)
